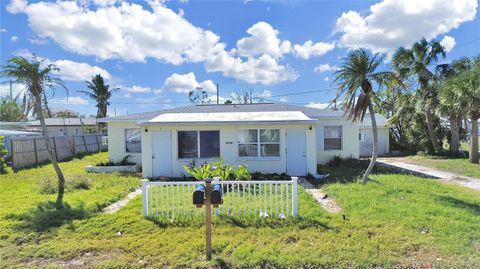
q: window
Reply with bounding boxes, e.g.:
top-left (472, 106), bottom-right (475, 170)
top-left (178, 130), bottom-right (220, 159)
top-left (125, 128), bottom-right (141, 153)
top-left (238, 129), bottom-right (280, 158)
top-left (324, 126), bottom-right (342, 150)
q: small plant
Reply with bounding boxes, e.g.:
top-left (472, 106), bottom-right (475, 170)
top-left (0, 136), bottom-right (8, 174)
top-left (66, 175), bottom-right (91, 191)
top-left (233, 162), bottom-right (251, 181)
top-left (211, 158), bottom-right (233, 180)
top-left (96, 154), bottom-right (135, 166)
top-left (183, 163), bottom-right (212, 181)
top-left (327, 155), bottom-right (343, 167)
top-left (37, 177), bottom-right (57, 195)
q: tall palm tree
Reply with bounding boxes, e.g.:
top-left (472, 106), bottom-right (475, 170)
top-left (1, 56), bottom-right (67, 206)
top-left (334, 49), bottom-right (393, 182)
top-left (78, 74), bottom-right (115, 131)
top-left (443, 56), bottom-right (480, 163)
top-left (392, 38), bottom-right (446, 154)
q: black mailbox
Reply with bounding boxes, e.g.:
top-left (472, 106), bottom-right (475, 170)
top-left (211, 184), bottom-right (222, 204)
top-left (193, 184), bottom-right (205, 205)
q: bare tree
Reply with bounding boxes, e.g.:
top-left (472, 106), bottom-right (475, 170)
top-left (231, 88), bottom-right (264, 104)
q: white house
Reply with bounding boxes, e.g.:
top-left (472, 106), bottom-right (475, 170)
top-left (359, 114), bottom-right (390, 157)
top-left (27, 118), bottom-right (97, 137)
top-left (99, 103), bottom-right (390, 178)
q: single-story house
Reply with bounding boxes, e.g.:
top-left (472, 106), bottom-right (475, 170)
top-left (99, 103), bottom-right (390, 178)
top-left (27, 118), bottom-right (97, 137)
top-left (359, 114), bottom-right (390, 157)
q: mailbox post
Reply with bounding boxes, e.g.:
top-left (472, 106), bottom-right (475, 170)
top-left (192, 178), bottom-right (222, 261)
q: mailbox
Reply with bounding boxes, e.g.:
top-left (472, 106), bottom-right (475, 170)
top-left (193, 184), bottom-right (205, 206)
top-left (211, 184), bottom-right (223, 204)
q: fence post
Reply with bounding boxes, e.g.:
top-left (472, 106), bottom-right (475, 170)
top-left (33, 138), bottom-right (38, 165)
top-left (141, 179), bottom-right (149, 216)
top-left (291, 177), bottom-right (298, 217)
top-left (82, 135), bottom-right (87, 153)
top-left (95, 134), bottom-right (101, 152)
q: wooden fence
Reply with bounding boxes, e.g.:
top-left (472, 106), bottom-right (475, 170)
top-left (10, 134), bottom-right (107, 170)
top-left (142, 178), bottom-right (298, 220)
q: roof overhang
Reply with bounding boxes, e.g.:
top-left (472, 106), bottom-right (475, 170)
top-left (139, 111), bottom-right (316, 125)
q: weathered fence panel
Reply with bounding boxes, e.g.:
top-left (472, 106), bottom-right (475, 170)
top-left (142, 178), bottom-right (299, 220)
top-left (10, 133), bottom-right (107, 170)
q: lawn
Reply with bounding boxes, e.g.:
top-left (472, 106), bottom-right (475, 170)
top-left (402, 155), bottom-right (480, 178)
top-left (1, 154), bottom-right (479, 268)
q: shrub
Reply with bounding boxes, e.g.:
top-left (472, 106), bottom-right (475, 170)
top-left (233, 162), bottom-right (251, 180)
top-left (96, 154), bottom-right (135, 166)
top-left (211, 158), bottom-right (233, 180)
top-left (183, 163), bottom-right (212, 181)
top-left (327, 155), bottom-right (343, 167)
top-left (0, 136), bottom-right (8, 174)
top-left (66, 175), bottom-right (91, 191)
top-left (251, 172), bottom-right (290, 181)
top-left (37, 177), bottom-right (57, 195)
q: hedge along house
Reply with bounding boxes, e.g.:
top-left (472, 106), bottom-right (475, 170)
top-left (99, 103), bottom-right (390, 177)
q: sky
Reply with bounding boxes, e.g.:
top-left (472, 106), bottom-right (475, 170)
top-left (0, 0), bottom-right (479, 117)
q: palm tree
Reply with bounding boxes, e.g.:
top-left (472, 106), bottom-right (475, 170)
top-left (334, 49), bottom-right (393, 182)
top-left (78, 74), bottom-right (115, 131)
top-left (392, 38), bottom-right (446, 154)
top-left (443, 56), bottom-right (480, 163)
top-left (1, 56), bottom-right (67, 206)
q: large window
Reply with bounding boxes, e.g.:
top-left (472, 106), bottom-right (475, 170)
top-left (324, 126), bottom-right (342, 150)
top-left (178, 130), bottom-right (220, 159)
top-left (125, 128), bottom-right (141, 153)
top-left (238, 129), bottom-right (280, 158)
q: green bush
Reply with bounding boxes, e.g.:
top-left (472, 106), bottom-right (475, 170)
top-left (37, 177), bottom-right (57, 195)
top-left (233, 161), bottom-right (251, 180)
top-left (211, 158), bottom-right (233, 180)
top-left (37, 174), bottom-right (92, 194)
top-left (327, 155), bottom-right (343, 167)
top-left (0, 136), bottom-right (8, 174)
top-left (95, 154), bottom-right (135, 166)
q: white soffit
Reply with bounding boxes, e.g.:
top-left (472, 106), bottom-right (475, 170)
top-left (147, 111), bottom-right (314, 124)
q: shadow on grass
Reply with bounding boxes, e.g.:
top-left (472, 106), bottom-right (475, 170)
top-left (5, 201), bottom-right (91, 232)
top-left (148, 214), bottom-right (330, 230)
top-left (437, 196), bottom-right (480, 215)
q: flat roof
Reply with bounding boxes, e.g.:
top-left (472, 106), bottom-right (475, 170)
top-left (140, 111), bottom-right (316, 125)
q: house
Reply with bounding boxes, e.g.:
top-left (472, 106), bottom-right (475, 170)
top-left (27, 118), bottom-right (97, 137)
top-left (359, 114), bottom-right (390, 157)
top-left (99, 103), bottom-right (391, 177)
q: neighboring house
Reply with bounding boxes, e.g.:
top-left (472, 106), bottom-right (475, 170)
top-left (99, 103), bottom-right (390, 177)
top-left (0, 129), bottom-right (42, 158)
top-left (27, 118), bottom-right (97, 137)
top-left (359, 114), bottom-right (390, 157)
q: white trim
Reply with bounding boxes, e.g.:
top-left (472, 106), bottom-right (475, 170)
top-left (237, 128), bottom-right (281, 159)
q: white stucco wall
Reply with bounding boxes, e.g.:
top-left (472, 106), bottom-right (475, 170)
top-left (314, 117), bottom-right (360, 164)
top-left (141, 123), bottom-right (317, 178)
top-left (107, 121), bottom-right (142, 164)
top-left (359, 127), bottom-right (390, 156)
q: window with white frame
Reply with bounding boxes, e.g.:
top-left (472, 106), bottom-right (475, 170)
top-left (178, 130), bottom-right (220, 159)
top-left (125, 128), bottom-right (141, 153)
top-left (238, 129), bottom-right (280, 158)
top-left (324, 126), bottom-right (342, 150)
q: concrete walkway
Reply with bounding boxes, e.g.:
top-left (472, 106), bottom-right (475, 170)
top-left (298, 178), bottom-right (342, 213)
top-left (377, 159), bottom-right (480, 192)
top-left (103, 188), bottom-right (141, 214)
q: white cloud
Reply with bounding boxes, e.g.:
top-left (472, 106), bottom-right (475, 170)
top-left (306, 102), bottom-right (329, 109)
top-left (0, 82), bottom-right (26, 99)
top-left (29, 37), bottom-right (48, 45)
top-left (118, 85), bottom-right (162, 94)
top-left (259, 89), bottom-right (272, 98)
top-left (314, 63), bottom-right (335, 73)
top-left (0, 28), bottom-right (7, 33)
top-left (6, 0), bottom-right (27, 13)
top-left (9, 0), bottom-right (224, 64)
top-left (205, 52), bottom-right (298, 85)
top-left (164, 72), bottom-right (216, 94)
top-left (53, 60), bottom-right (111, 81)
top-left (335, 0), bottom-right (478, 54)
top-left (50, 96), bottom-right (89, 105)
top-left (10, 36), bottom-right (18, 42)
top-left (293, 41), bottom-right (335, 60)
top-left (440, 35), bottom-right (456, 53)
top-left (236, 21), bottom-right (291, 58)
top-left (324, 77), bottom-right (330, 82)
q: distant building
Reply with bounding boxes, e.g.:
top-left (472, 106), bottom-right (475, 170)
top-left (27, 118), bottom-right (97, 137)
top-left (0, 129), bottom-right (42, 158)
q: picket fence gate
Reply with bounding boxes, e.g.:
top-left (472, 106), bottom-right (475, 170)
top-left (141, 177), bottom-right (298, 220)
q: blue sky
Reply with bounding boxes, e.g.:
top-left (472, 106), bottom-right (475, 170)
top-left (1, 0), bottom-right (479, 117)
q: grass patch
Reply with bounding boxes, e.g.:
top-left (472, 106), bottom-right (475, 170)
top-left (0, 154), bottom-right (479, 268)
top-left (403, 155), bottom-right (480, 178)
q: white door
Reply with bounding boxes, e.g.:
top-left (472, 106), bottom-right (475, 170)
top-left (152, 130), bottom-right (172, 177)
top-left (286, 128), bottom-right (306, 176)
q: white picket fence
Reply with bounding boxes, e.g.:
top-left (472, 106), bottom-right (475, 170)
top-left (141, 177), bottom-right (298, 220)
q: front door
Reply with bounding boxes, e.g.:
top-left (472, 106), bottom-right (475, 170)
top-left (286, 128), bottom-right (306, 176)
top-left (152, 130), bottom-right (172, 177)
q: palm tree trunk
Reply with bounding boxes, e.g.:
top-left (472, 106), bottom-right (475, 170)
top-left (449, 115), bottom-right (461, 156)
top-left (469, 112), bottom-right (479, 164)
top-left (362, 102), bottom-right (378, 183)
top-left (425, 108), bottom-right (441, 154)
top-left (34, 94), bottom-right (66, 206)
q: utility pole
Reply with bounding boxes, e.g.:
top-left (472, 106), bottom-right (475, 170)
top-left (9, 80), bottom-right (13, 101)
top-left (216, 83), bottom-right (219, 105)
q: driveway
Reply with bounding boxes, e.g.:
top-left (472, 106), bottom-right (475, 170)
top-left (377, 158), bottom-right (480, 192)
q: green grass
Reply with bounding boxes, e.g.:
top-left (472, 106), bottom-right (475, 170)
top-left (1, 154), bottom-right (479, 268)
top-left (403, 155), bottom-right (480, 178)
